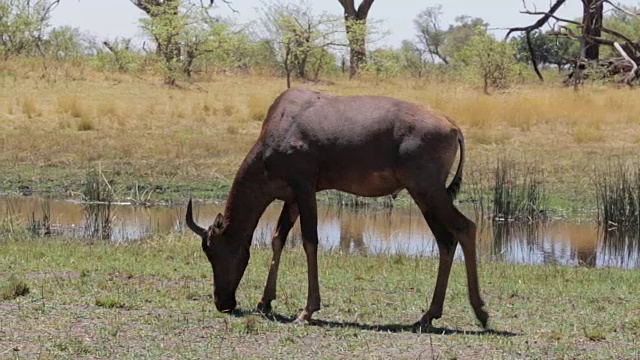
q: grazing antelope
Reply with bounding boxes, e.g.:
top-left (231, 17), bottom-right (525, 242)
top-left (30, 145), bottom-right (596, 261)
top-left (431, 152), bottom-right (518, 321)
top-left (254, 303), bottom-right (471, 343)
top-left (186, 87), bottom-right (488, 328)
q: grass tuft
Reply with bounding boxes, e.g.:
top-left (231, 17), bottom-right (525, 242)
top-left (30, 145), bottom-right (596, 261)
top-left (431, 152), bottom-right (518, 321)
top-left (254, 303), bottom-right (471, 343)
top-left (58, 95), bottom-right (91, 119)
top-left (77, 117), bottom-right (96, 131)
top-left (1, 274), bottom-right (30, 301)
top-left (247, 95), bottom-right (267, 121)
top-left (95, 296), bottom-right (128, 309)
top-left (21, 97), bottom-right (39, 118)
top-left (97, 100), bottom-right (120, 118)
top-left (222, 103), bottom-right (236, 116)
top-left (584, 328), bottom-right (607, 342)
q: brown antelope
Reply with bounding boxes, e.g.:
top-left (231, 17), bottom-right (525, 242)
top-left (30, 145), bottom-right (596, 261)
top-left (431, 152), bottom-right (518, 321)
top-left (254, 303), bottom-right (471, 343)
top-left (186, 87), bottom-right (489, 328)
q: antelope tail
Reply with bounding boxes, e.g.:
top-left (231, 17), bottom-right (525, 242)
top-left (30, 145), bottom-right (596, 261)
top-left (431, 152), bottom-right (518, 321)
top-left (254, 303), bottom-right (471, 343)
top-left (446, 129), bottom-right (465, 200)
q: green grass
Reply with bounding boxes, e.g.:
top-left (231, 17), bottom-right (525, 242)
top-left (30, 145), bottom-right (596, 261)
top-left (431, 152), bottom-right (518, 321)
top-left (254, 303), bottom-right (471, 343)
top-left (1, 235), bottom-right (638, 358)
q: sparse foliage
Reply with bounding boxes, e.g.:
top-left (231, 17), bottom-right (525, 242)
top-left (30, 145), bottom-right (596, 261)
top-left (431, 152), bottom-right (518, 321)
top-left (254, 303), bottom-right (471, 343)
top-left (258, 1), bottom-right (343, 87)
top-left (398, 40), bottom-right (428, 78)
top-left (454, 29), bottom-right (521, 94)
top-left (44, 26), bottom-right (84, 60)
top-left (100, 38), bottom-right (141, 73)
top-left (362, 47), bottom-right (403, 78)
top-left (133, 0), bottom-right (243, 84)
top-left (414, 5), bottom-right (449, 64)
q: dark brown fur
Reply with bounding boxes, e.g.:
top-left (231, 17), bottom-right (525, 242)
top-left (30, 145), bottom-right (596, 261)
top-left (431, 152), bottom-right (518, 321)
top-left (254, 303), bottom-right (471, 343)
top-left (186, 87), bottom-right (488, 328)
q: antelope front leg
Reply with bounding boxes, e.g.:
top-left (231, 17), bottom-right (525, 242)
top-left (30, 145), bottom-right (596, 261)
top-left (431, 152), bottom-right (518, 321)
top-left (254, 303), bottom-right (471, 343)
top-left (257, 202), bottom-right (299, 313)
top-left (290, 181), bottom-right (321, 323)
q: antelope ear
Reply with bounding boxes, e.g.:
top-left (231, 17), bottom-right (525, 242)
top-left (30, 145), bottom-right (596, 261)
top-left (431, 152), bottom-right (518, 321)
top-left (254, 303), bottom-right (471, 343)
top-left (212, 213), bottom-right (225, 234)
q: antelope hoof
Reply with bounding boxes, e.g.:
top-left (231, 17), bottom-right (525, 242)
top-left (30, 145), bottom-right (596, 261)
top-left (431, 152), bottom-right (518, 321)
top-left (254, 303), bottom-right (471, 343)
top-left (418, 311), bottom-right (439, 329)
top-left (293, 310), bottom-right (313, 324)
top-left (476, 308), bottom-right (489, 328)
top-left (256, 300), bottom-right (272, 314)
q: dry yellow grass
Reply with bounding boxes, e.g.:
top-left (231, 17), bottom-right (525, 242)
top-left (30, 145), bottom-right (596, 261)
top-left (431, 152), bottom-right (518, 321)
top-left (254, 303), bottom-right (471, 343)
top-left (0, 63), bottom-right (639, 207)
top-left (247, 94), bottom-right (269, 121)
top-left (21, 97), bottom-right (39, 119)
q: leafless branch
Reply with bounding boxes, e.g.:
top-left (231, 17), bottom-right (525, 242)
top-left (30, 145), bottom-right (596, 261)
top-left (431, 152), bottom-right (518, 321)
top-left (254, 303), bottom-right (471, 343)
top-left (613, 41), bottom-right (638, 85)
top-left (603, 0), bottom-right (639, 17)
top-left (519, 10), bottom-right (582, 26)
top-left (505, 0), bottom-right (568, 40)
top-left (555, 25), bottom-right (616, 47)
top-left (505, 0), bottom-right (569, 81)
top-left (600, 25), bottom-right (638, 46)
top-left (209, 0), bottom-right (237, 13)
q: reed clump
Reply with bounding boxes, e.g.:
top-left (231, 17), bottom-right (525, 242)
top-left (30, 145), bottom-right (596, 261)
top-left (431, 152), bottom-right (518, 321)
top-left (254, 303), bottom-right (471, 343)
top-left (26, 199), bottom-right (51, 237)
top-left (82, 166), bottom-right (113, 239)
top-left (595, 161), bottom-right (640, 230)
top-left (492, 157), bottom-right (547, 222)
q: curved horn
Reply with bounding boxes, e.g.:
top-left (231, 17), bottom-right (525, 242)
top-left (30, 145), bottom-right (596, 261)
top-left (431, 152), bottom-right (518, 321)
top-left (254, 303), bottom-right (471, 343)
top-left (186, 198), bottom-right (207, 238)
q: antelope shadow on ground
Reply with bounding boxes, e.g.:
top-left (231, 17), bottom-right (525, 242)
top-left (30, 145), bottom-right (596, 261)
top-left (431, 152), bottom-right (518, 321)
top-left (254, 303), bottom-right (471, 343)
top-left (230, 308), bottom-right (518, 336)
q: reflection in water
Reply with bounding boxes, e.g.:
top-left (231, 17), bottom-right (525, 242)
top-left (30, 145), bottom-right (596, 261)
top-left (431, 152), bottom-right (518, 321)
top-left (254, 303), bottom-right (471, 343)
top-left (337, 207), bottom-right (368, 255)
top-left (82, 202), bottom-right (112, 240)
top-left (600, 228), bottom-right (640, 269)
top-left (1, 196), bottom-right (639, 269)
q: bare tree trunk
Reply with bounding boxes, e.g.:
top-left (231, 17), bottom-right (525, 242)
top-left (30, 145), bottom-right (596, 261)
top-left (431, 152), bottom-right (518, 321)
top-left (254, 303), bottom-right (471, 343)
top-left (582, 0), bottom-right (603, 61)
top-left (347, 24), bottom-right (366, 78)
top-left (284, 45), bottom-right (292, 89)
top-left (338, 0), bottom-right (374, 79)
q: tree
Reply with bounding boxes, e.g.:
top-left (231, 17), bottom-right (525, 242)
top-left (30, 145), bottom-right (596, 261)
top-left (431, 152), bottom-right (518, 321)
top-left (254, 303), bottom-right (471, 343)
top-left (0, 0), bottom-right (60, 58)
top-left (132, 0), bottom-right (242, 84)
top-left (132, 0), bottom-right (184, 84)
top-left (177, 13), bottom-right (243, 78)
top-left (259, 2), bottom-right (343, 87)
top-left (45, 26), bottom-right (84, 60)
top-left (99, 37), bottom-right (140, 73)
top-left (506, 0), bottom-right (640, 84)
top-left (454, 29), bottom-right (520, 94)
top-left (414, 5), bottom-right (448, 64)
top-left (582, 0), bottom-right (603, 61)
top-left (547, 33), bottom-right (577, 71)
top-left (511, 30), bottom-right (575, 71)
top-left (441, 16), bottom-right (489, 60)
top-left (399, 40), bottom-right (428, 77)
top-left (603, 4), bottom-right (640, 42)
top-left (337, 0), bottom-right (374, 79)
